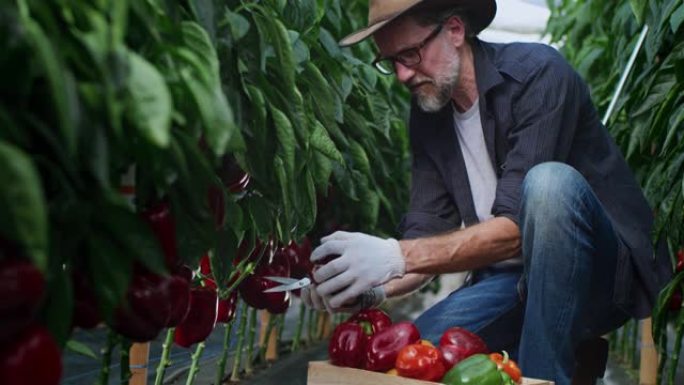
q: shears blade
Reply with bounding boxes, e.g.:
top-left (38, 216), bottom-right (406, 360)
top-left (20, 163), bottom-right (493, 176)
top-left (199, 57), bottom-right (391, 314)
top-left (263, 276), bottom-right (311, 293)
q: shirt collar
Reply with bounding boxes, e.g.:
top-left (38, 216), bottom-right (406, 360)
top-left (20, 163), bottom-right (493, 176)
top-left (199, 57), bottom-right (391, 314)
top-left (471, 38), bottom-right (505, 97)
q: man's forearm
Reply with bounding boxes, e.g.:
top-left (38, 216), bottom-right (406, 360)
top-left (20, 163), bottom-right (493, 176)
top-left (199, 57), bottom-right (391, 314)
top-left (383, 273), bottom-right (434, 298)
top-left (400, 216), bottom-right (521, 275)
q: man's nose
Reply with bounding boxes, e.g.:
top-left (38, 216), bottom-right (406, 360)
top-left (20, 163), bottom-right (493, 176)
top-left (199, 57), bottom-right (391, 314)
top-left (395, 62), bottom-right (416, 84)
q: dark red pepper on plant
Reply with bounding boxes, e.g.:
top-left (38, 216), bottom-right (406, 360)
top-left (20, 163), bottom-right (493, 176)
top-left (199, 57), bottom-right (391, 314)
top-left (283, 238), bottom-right (314, 296)
top-left (111, 271), bottom-right (174, 342)
top-left (141, 201), bottom-right (178, 270)
top-left (174, 286), bottom-right (218, 348)
top-left (0, 259), bottom-right (45, 342)
top-left (207, 185), bottom-right (226, 229)
top-left (217, 291), bottom-right (238, 323)
top-left (71, 270), bottom-right (101, 329)
top-left (365, 321), bottom-right (421, 372)
top-left (676, 249), bottom-right (684, 272)
top-left (328, 322), bottom-right (367, 369)
top-left (439, 327), bottom-right (489, 370)
top-left (669, 288), bottom-right (682, 312)
top-left (0, 325), bottom-right (62, 385)
top-left (239, 243), bottom-right (290, 312)
top-left (396, 343), bottom-right (446, 382)
top-left (166, 274), bottom-right (191, 327)
top-left (218, 156), bottom-right (250, 193)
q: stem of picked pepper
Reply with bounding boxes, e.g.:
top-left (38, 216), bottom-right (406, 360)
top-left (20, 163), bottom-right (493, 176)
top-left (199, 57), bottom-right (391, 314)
top-left (97, 329), bottom-right (117, 385)
top-left (230, 301), bottom-right (249, 382)
top-left (291, 301), bottom-right (306, 352)
top-left (154, 328), bottom-right (175, 385)
top-left (120, 338), bottom-right (132, 384)
top-left (245, 307), bottom-right (258, 374)
top-left (185, 341), bottom-right (205, 385)
top-left (215, 321), bottom-right (234, 385)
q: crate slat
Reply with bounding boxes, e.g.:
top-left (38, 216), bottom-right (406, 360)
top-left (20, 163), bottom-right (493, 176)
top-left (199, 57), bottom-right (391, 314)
top-left (307, 361), bottom-right (554, 385)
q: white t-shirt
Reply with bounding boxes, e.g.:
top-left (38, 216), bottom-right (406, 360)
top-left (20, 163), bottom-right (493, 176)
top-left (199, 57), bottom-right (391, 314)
top-left (453, 100), bottom-right (497, 223)
top-left (453, 101), bottom-right (522, 267)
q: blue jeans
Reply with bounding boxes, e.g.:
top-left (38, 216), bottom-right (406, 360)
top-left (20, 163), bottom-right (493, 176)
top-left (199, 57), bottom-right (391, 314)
top-left (413, 162), bottom-right (630, 385)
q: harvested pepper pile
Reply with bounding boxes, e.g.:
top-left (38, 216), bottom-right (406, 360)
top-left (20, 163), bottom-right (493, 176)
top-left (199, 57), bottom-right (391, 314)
top-left (328, 309), bottom-right (522, 384)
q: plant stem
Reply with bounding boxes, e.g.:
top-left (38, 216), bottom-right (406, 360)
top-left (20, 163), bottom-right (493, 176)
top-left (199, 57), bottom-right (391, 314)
top-left (154, 328), bottom-right (175, 385)
top-left (307, 308), bottom-right (315, 343)
top-left (97, 329), bottom-right (117, 385)
top-left (216, 321), bottom-right (234, 385)
top-left (276, 314), bottom-right (285, 345)
top-left (668, 308), bottom-right (684, 385)
top-left (230, 301), bottom-right (249, 382)
top-left (245, 307), bottom-right (258, 375)
top-left (291, 301), bottom-right (306, 352)
top-left (185, 342), bottom-right (205, 385)
top-left (120, 338), bottom-right (132, 384)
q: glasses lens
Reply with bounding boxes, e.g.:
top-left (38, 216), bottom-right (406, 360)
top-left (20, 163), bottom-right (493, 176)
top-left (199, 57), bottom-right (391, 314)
top-left (397, 49), bottom-right (421, 67)
top-left (374, 59), bottom-right (395, 75)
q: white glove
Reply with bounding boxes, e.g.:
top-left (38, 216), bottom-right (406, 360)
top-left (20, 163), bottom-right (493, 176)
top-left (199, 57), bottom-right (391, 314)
top-left (325, 286), bottom-right (387, 314)
top-left (300, 284), bottom-right (326, 311)
top-left (311, 231), bottom-right (405, 309)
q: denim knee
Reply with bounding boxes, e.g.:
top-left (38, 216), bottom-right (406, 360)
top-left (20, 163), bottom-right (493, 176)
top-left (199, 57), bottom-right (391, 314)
top-left (521, 162), bottom-right (589, 224)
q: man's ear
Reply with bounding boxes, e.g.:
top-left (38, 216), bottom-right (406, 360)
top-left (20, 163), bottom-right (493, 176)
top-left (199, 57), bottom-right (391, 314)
top-left (443, 15), bottom-right (466, 48)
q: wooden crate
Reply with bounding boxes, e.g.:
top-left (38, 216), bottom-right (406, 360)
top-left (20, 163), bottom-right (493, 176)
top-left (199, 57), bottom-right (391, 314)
top-left (307, 361), bottom-right (554, 385)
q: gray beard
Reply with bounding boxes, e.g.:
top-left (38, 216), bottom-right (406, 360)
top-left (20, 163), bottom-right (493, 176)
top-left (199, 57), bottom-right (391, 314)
top-left (416, 56), bottom-right (461, 113)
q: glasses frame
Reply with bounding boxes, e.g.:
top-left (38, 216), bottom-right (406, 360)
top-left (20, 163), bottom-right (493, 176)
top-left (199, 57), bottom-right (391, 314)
top-left (372, 24), bottom-right (444, 75)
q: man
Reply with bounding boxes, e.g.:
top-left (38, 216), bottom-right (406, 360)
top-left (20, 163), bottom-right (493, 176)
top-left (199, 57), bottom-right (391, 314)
top-left (301, 1), bottom-right (672, 384)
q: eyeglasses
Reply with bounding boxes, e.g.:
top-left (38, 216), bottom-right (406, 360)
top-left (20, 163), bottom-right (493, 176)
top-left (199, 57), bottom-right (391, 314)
top-left (372, 24), bottom-right (444, 75)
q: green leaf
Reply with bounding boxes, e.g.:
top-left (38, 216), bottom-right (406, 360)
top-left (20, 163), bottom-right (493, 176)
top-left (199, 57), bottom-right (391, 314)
top-left (629, 0), bottom-right (647, 24)
top-left (662, 104), bottom-right (684, 154)
top-left (125, 51), bottom-right (172, 148)
top-left (247, 195), bottom-right (273, 239)
top-left (189, 0), bottom-right (217, 45)
top-left (253, 12), bottom-right (296, 97)
top-left (311, 120), bottom-right (344, 163)
top-left (671, 4), bottom-right (684, 33)
top-left (94, 199), bottom-right (167, 275)
top-left (21, 16), bottom-right (79, 155)
top-left (181, 21), bottom-right (220, 83)
top-left (66, 340), bottom-right (98, 360)
top-left (0, 141), bottom-right (48, 271)
top-left (271, 106), bottom-right (297, 176)
top-left (88, 233), bottom-right (133, 321)
top-left (224, 9), bottom-right (250, 41)
top-left (282, 0), bottom-right (318, 32)
top-left (274, 155), bottom-right (293, 236)
top-left (43, 266), bottom-right (72, 347)
top-left (311, 150), bottom-right (333, 190)
top-left (294, 169), bottom-right (317, 237)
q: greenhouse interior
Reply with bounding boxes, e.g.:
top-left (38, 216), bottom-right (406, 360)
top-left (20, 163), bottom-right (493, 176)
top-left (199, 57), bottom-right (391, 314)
top-left (1, 0), bottom-right (684, 385)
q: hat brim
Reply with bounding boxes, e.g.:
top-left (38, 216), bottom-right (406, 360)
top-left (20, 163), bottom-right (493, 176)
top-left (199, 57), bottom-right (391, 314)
top-left (339, 0), bottom-right (496, 47)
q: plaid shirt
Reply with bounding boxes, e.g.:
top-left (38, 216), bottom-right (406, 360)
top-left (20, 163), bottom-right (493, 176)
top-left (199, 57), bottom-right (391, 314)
top-left (399, 38), bottom-right (671, 318)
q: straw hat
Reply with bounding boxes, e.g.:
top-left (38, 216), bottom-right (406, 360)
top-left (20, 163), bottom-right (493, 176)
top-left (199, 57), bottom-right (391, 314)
top-left (339, 0), bottom-right (497, 46)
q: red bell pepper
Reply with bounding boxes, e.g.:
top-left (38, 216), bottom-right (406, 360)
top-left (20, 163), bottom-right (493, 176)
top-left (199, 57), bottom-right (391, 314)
top-left (283, 238), bottom-right (313, 296)
top-left (676, 249), bottom-right (684, 272)
top-left (439, 327), bottom-right (489, 370)
top-left (0, 325), bottom-right (62, 385)
top-left (207, 185), bottom-right (226, 229)
top-left (349, 308), bottom-right (392, 340)
top-left (239, 242), bottom-right (290, 313)
top-left (217, 291), bottom-right (238, 323)
top-left (489, 351), bottom-right (522, 384)
top-left (111, 271), bottom-right (174, 342)
top-left (219, 156), bottom-right (251, 193)
top-left (329, 322), bottom-right (367, 368)
top-left (396, 343), bottom-right (446, 382)
top-left (0, 259), bottom-right (45, 342)
top-left (365, 321), bottom-right (421, 372)
top-left (166, 274), bottom-right (191, 327)
top-left (71, 270), bottom-right (101, 330)
top-left (174, 286), bottom-right (218, 348)
top-left (141, 201), bottom-right (178, 270)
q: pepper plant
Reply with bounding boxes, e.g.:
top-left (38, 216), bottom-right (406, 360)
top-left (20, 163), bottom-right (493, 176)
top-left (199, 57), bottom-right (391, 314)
top-left (546, 0), bottom-right (684, 383)
top-left (0, 0), bottom-right (410, 382)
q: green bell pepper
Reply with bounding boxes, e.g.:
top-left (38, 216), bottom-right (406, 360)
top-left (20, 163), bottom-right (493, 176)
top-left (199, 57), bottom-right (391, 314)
top-left (442, 354), bottom-right (503, 385)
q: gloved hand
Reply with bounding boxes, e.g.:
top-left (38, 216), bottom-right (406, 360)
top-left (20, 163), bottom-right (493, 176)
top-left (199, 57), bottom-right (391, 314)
top-left (302, 285), bottom-right (387, 314)
top-left (311, 231), bottom-right (405, 309)
top-left (300, 284), bottom-right (326, 311)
